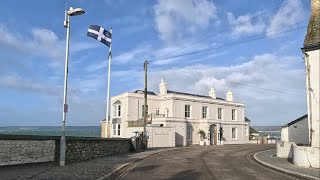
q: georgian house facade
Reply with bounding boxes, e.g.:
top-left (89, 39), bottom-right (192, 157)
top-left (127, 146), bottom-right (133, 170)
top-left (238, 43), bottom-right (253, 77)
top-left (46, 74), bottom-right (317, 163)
top-left (106, 79), bottom-right (250, 146)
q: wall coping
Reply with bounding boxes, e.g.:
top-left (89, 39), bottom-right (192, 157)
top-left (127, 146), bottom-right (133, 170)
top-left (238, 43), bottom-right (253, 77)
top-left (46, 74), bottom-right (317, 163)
top-left (0, 134), bottom-right (131, 141)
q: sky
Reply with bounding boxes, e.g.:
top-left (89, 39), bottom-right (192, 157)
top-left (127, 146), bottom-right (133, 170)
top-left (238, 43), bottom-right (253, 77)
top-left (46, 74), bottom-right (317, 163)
top-left (0, 0), bottom-right (311, 126)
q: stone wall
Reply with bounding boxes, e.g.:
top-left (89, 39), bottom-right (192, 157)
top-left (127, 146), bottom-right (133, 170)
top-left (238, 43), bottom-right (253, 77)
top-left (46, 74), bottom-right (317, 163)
top-left (0, 140), bottom-right (55, 166)
top-left (0, 135), bottom-right (132, 166)
top-left (63, 138), bottom-right (131, 162)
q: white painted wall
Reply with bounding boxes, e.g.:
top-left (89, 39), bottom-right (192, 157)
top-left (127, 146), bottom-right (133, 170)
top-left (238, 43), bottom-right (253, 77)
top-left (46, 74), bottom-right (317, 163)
top-left (304, 49), bottom-right (320, 148)
top-left (276, 141), bottom-right (294, 159)
top-left (293, 146), bottom-right (319, 168)
top-left (147, 127), bottom-right (175, 148)
top-left (281, 127), bottom-right (289, 142)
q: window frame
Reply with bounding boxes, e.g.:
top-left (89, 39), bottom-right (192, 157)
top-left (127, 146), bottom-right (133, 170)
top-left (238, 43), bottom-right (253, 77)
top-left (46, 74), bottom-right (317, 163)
top-left (218, 108), bottom-right (223, 119)
top-left (232, 127), bottom-right (237, 139)
top-left (202, 106), bottom-right (208, 119)
top-left (117, 124), bottom-right (121, 136)
top-left (185, 105), bottom-right (191, 118)
top-left (113, 104), bottom-right (122, 118)
top-left (231, 109), bottom-right (236, 121)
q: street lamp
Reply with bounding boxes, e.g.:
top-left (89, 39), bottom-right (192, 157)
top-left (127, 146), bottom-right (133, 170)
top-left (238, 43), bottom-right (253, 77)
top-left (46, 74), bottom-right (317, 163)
top-left (60, 7), bottom-right (85, 167)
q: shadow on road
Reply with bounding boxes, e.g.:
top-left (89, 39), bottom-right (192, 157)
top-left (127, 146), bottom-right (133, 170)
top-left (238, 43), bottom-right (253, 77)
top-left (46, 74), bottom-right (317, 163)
top-left (131, 164), bottom-right (161, 172)
top-left (166, 169), bottom-right (202, 180)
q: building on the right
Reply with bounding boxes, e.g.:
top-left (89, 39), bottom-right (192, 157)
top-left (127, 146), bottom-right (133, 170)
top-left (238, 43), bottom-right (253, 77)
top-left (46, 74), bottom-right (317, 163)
top-left (277, 0), bottom-right (319, 169)
top-left (280, 114), bottom-right (309, 145)
top-left (301, 0), bottom-right (320, 148)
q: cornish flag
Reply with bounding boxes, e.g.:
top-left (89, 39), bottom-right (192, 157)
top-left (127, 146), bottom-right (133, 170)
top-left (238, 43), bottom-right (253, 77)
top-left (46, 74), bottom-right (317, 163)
top-left (87, 25), bottom-right (112, 47)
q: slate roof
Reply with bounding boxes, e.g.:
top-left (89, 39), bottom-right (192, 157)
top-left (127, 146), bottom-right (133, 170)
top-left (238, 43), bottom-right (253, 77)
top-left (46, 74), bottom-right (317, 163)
top-left (167, 90), bottom-right (225, 101)
top-left (283, 114), bottom-right (308, 127)
top-left (245, 117), bottom-right (251, 122)
top-left (250, 127), bottom-right (258, 134)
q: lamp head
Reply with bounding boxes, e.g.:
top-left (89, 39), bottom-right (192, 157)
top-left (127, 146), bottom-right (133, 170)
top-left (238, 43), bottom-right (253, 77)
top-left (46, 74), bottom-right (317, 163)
top-left (67, 7), bottom-right (85, 16)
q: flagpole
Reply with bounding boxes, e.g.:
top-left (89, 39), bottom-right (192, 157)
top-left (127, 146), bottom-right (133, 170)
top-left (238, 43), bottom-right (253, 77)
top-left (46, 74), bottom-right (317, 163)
top-left (105, 28), bottom-right (112, 138)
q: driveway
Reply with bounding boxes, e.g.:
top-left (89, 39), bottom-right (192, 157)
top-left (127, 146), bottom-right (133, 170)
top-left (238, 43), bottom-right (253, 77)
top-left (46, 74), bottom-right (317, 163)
top-left (108, 144), bottom-right (305, 180)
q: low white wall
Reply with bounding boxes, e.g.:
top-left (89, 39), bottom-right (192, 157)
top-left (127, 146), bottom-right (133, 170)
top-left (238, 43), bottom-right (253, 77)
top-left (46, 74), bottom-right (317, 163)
top-left (293, 146), bottom-right (319, 168)
top-left (248, 139), bottom-right (260, 144)
top-left (276, 141), bottom-right (294, 159)
top-left (147, 127), bottom-right (175, 148)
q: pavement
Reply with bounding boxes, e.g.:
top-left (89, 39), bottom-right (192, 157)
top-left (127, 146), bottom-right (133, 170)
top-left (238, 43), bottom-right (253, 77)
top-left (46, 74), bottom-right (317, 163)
top-left (254, 149), bottom-right (320, 180)
top-left (0, 147), bottom-right (185, 180)
top-left (107, 144), bottom-right (303, 180)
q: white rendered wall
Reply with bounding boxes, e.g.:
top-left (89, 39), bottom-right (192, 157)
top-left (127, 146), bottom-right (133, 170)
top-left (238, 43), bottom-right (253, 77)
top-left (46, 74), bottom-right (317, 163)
top-left (305, 49), bottom-right (320, 148)
top-left (281, 127), bottom-right (289, 142)
top-left (276, 141), bottom-right (294, 159)
top-left (147, 127), bottom-right (175, 148)
top-left (293, 146), bottom-right (319, 168)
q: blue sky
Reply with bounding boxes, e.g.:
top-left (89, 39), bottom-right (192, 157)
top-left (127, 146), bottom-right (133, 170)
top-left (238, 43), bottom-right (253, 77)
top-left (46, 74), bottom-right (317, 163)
top-left (0, 0), bottom-right (311, 126)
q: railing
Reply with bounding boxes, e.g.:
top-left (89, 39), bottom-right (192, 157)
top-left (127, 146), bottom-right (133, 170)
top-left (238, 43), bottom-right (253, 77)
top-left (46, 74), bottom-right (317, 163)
top-left (127, 114), bottom-right (166, 127)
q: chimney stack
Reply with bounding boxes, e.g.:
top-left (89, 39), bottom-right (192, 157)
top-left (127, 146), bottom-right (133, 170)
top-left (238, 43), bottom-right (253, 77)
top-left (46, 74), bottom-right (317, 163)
top-left (209, 87), bottom-right (216, 99)
top-left (159, 78), bottom-right (167, 96)
top-left (226, 90), bottom-right (233, 101)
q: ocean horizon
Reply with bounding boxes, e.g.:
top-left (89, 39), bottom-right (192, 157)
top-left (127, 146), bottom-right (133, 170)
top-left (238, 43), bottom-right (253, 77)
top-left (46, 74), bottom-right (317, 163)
top-left (0, 126), bottom-right (101, 137)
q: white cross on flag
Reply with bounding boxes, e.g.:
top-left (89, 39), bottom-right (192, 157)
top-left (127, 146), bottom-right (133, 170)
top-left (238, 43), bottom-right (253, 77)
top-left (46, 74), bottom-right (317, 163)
top-left (87, 25), bottom-right (111, 47)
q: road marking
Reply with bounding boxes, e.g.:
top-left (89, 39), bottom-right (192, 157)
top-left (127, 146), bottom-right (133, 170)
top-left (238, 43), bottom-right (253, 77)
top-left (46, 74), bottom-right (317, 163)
top-left (115, 161), bottom-right (143, 180)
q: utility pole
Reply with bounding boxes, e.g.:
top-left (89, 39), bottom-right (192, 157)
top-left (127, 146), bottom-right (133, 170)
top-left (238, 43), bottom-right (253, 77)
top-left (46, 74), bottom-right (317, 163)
top-left (143, 60), bottom-right (148, 148)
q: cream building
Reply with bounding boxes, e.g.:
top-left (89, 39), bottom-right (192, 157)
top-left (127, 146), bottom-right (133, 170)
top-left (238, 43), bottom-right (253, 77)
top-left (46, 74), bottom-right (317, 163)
top-left (104, 79), bottom-right (249, 146)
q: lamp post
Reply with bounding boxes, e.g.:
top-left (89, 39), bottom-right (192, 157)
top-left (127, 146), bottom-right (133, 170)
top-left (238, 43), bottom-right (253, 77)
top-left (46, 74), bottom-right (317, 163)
top-left (60, 7), bottom-right (85, 167)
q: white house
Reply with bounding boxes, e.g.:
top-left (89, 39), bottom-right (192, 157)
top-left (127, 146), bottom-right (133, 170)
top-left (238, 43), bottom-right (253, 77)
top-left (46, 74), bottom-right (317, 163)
top-left (277, 0), bottom-right (319, 169)
top-left (281, 114), bottom-right (309, 145)
top-left (102, 79), bottom-right (250, 146)
top-left (302, 0), bottom-right (320, 149)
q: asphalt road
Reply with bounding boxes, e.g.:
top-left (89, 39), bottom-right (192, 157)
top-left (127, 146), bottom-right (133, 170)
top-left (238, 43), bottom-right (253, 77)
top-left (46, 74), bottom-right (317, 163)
top-left (108, 144), bottom-right (304, 180)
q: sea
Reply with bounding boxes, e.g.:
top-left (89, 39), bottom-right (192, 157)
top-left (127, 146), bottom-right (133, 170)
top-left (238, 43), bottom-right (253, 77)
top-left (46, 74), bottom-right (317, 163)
top-left (0, 126), bottom-right (101, 137)
top-left (252, 126), bottom-right (281, 139)
top-left (0, 126), bottom-right (282, 139)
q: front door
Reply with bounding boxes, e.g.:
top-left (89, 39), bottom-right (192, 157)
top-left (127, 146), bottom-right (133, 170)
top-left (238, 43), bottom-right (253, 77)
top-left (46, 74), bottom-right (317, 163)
top-left (210, 124), bottom-right (217, 145)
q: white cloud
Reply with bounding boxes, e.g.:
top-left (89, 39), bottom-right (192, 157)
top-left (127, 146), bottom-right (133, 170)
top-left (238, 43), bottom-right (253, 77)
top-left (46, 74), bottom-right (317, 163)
top-left (0, 24), bottom-right (96, 61)
top-left (227, 12), bottom-right (266, 37)
top-left (0, 74), bottom-right (60, 96)
top-left (266, 0), bottom-right (306, 37)
top-left (153, 0), bottom-right (218, 42)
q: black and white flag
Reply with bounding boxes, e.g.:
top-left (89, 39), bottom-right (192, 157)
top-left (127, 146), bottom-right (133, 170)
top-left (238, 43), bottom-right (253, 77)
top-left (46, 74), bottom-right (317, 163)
top-left (87, 25), bottom-right (112, 47)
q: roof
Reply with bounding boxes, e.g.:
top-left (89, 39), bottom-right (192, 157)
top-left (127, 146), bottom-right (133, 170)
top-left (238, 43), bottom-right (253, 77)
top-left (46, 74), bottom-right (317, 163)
top-left (284, 114), bottom-right (308, 127)
top-left (303, 0), bottom-right (320, 48)
top-left (167, 90), bottom-right (225, 101)
top-left (245, 117), bottom-right (251, 122)
top-left (250, 127), bottom-right (258, 134)
top-left (134, 90), bottom-right (157, 95)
